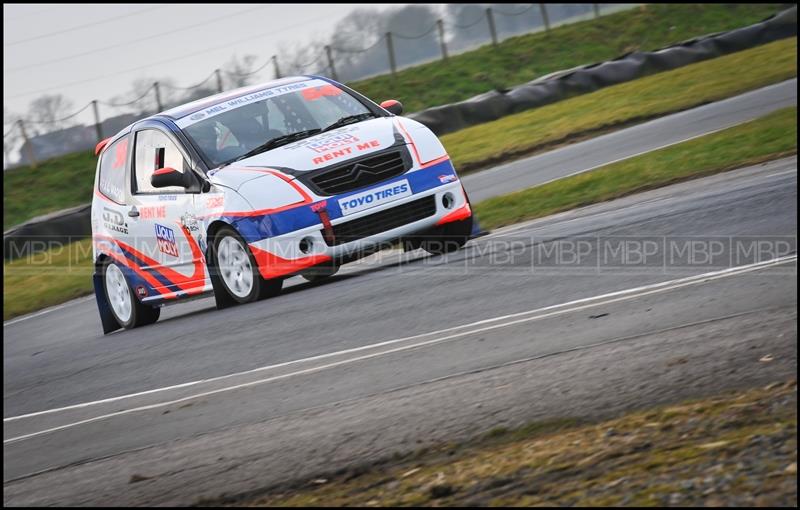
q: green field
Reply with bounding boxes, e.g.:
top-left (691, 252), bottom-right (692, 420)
top-left (4, 107), bottom-right (796, 320)
top-left (473, 107), bottom-right (797, 230)
top-left (349, 3), bottom-right (785, 113)
top-left (3, 3), bottom-right (788, 230)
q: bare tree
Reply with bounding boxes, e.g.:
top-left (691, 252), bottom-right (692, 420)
top-left (111, 77), bottom-right (181, 115)
top-left (277, 39), bottom-right (326, 77)
top-left (328, 7), bottom-right (384, 80)
top-left (324, 4), bottom-right (440, 81)
top-left (4, 106), bottom-right (21, 168)
top-left (27, 94), bottom-right (76, 133)
top-left (223, 54), bottom-right (260, 89)
top-left (179, 86), bottom-right (219, 104)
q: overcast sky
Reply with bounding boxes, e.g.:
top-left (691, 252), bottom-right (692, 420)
top-left (3, 3), bottom-right (425, 126)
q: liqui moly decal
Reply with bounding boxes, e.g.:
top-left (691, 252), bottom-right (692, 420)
top-left (155, 224), bottom-right (179, 257)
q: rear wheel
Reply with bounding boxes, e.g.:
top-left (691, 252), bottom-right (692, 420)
top-left (420, 215), bottom-right (473, 255)
top-left (102, 259), bottom-right (160, 329)
top-left (210, 226), bottom-right (282, 307)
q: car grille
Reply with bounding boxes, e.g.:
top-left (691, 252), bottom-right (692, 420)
top-left (303, 150), bottom-right (409, 195)
top-left (324, 195), bottom-right (437, 246)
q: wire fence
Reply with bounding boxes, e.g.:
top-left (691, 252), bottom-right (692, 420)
top-left (4, 4), bottom-right (635, 169)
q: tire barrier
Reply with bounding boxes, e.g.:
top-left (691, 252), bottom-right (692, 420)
top-left (408, 6), bottom-right (797, 136)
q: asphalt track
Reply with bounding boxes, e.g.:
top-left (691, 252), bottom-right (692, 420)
top-left (3, 82), bottom-right (798, 505)
top-left (463, 78), bottom-right (797, 201)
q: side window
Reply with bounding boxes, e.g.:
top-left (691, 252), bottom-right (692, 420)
top-left (98, 136), bottom-right (129, 203)
top-left (133, 129), bottom-right (188, 194)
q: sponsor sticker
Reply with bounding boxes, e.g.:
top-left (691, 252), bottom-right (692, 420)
top-left (102, 207), bottom-right (128, 234)
top-left (155, 224), bottom-right (179, 257)
top-left (181, 213), bottom-right (200, 232)
top-left (158, 195), bottom-right (178, 201)
top-left (338, 179), bottom-right (411, 216)
top-left (206, 196), bottom-right (224, 208)
top-left (438, 174), bottom-right (457, 184)
top-left (301, 84), bottom-right (343, 101)
top-left (311, 139), bottom-right (381, 165)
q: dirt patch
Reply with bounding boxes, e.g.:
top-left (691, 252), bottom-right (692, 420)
top-left (231, 380), bottom-right (797, 507)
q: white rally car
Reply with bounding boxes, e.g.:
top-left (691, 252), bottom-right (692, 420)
top-left (91, 76), bottom-right (474, 333)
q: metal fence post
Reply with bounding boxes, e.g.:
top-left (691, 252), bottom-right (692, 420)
top-left (272, 55), bottom-right (281, 79)
top-left (486, 7), bottom-right (498, 46)
top-left (437, 19), bottom-right (448, 60)
top-left (593, 4), bottom-right (600, 18)
top-left (18, 119), bottom-right (37, 168)
top-left (386, 32), bottom-right (397, 76)
top-left (325, 45), bottom-right (338, 81)
top-left (539, 3), bottom-right (550, 32)
top-left (154, 82), bottom-right (163, 111)
top-left (91, 100), bottom-right (103, 143)
top-left (215, 69), bottom-right (223, 93)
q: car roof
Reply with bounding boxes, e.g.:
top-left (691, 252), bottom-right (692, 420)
top-left (97, 75), bottom-right (333, 157)
top-left (157, 75), bottom-right (316, 121)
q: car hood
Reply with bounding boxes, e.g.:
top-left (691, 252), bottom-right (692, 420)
top-left (208, 117), bottom-right (404, 189)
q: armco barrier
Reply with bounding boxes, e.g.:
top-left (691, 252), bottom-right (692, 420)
top-left (3, 6), bottom-right (796, 260)
top-left (408, 6), bottom-right (797, 135)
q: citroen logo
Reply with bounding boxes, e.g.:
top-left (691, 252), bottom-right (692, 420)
top-left (350, 163), bottom-right (373, 178)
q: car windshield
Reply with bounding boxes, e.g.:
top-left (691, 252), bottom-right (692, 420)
top-left (182, 81), bottom-right (374, 168)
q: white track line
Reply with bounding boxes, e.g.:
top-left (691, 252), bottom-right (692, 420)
top-left (4, 255), bottom-right (795, 444)
top-left (3, 296), bottom-right (94, 327)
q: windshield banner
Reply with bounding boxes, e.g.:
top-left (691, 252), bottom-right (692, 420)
top-left (175, 78), bottom-right (330, 129)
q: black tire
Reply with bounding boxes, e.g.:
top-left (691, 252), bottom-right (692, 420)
top-left (209, 225), bottom-right (282, 307)
top-left (301, 260), bottom-right (340, 282)
top-left (101, 259), bottom-right (160, 330)
top-left (420, 215), bottom-right (474, 255)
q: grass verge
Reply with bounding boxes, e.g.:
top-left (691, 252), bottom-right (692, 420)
top-left (3, 238), bottom-right (94, 321)
top-left (4, 149), bottom-right (96, 230)
top-left (218, 380), bottom-right (799, 506)
top-left (473, 106), bottom-right (798, 230)
top-left (349, 4), bottom-right (784, 114)
top-left (442, 36), bottom-right (797, 174)
top-left (2, 107), bottom-right (797, 320)
top-left (2, 6), bottom-right (790, 230)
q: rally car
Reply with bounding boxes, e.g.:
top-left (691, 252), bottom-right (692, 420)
top-left (91, 75), bottom-right (473, 333)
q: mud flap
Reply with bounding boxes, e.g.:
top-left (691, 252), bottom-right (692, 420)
top-left (93, 271), bottom-right (121, 335)
top-left (470, 215), bottom-right (488, 239)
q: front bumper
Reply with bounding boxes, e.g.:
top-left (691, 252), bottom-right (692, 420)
top-left (248, 180), bottom-right (470, 279)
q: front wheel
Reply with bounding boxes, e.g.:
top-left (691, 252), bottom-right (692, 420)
top-left (210, 226), bottom-right (282, 307)
top-left (102, 259), bottom-right (160, 330)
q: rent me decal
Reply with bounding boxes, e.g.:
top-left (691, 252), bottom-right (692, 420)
top-left (312, 140), bottom-right (381, 165)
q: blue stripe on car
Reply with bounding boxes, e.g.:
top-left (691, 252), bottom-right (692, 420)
top-left (223, 159), bottom-right (457, 243)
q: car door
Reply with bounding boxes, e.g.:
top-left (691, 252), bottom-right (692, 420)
top-left (126, 126), bottom-right (206, 298)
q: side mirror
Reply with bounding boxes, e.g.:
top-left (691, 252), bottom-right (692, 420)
top-left (380, 99), bottom-right (403, 115)
top-left (151, 167), bottom-right (194, 188)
